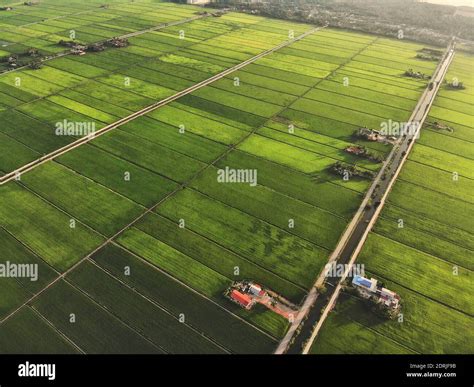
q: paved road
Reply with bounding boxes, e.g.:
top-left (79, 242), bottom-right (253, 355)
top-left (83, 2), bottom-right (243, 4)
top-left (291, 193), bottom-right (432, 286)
top-left (0, 25), bottom-right (325, 186)
top-left (275, 40), bottom-right (456, 355)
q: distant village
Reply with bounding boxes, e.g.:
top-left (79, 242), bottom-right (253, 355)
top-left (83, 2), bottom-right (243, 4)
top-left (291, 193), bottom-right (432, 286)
top-left (190, 0), bottom-right (474, 51)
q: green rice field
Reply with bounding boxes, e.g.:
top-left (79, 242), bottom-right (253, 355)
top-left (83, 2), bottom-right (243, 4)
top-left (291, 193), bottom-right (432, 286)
top-left (1, 0), bottom-right (464, 355)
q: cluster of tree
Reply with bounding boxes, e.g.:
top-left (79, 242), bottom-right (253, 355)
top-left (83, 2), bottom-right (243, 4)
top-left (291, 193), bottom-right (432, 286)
top-left (446, 80), bottom-right (466, 89)
top-left (58, 37), bottom-right (129, 54)
top-left (105, 37), bottom-right (129, 48)
top-left (416, 47), bottom-right (443, 61)
top-left (367, 298), bottom-right (400, 320)
top-left (58, 40), bottom-right (80, 48)
top-left (345, 145), bottom-right (384, 162)
top-left (330, 161), bottom-right (376, 180)
top-left (416, 53), bottom-right (439, 61)
top-left (208, 0), bottom-right (474, 49)
top-left (427, 121), bottom-right (454, 132)
top-left (0, 48), bottom-right (44, 70)
top-left (404, 68), bottom-right (431, 79)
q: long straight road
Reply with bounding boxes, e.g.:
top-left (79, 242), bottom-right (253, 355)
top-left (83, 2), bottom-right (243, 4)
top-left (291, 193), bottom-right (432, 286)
top-left (275, 39), bottom-right (456, 355)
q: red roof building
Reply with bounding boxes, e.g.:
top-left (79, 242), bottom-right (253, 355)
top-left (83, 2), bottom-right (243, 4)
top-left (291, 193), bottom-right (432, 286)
top-left (230, 290), bottom-right (253, 309)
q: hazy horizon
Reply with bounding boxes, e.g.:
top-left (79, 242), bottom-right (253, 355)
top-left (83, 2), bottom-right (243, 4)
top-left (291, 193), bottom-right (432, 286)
top-left (420, 0), bottom-right (474, 7)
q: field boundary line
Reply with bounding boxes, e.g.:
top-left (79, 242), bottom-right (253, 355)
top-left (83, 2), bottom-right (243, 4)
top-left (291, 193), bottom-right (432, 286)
top-left (385, 196), bottom-right (474, 234)
top-left (224, 135), bottom-right (369, 195)
top-left (218, 134), bottom-right (370, 191)
top-left (319, 78), bottom-right (421, 103)
top-left (288, 99), bottom-right (405, 130)
top-left (254, 127), bottom-right (379, 174)
top-left (422, 122), bottom-right (474, 144)
top-left (420, 126), bottom-right (474, 146)
top-left (84, 257), bottom-right (232, 354)
top-left (108, 242), bottom-right (279, 342)
top-left (178, 186), bottom-right (348, 266)
top-left (259, 122), bottom-right (381, 163)
top-left (0, 0), bottom-right (159, 33)
top-left (350, 54), bottom-right (437, 73)
top-left (378, 210), bottom-right (474, 255)
top-left (133, 213), bottom-right (307, 294)
top-left (13, 178), bottom-right (112, 238)
top-left (190, 156), bottom-right (352, 221)
top-left (16, 157), bottom-right (152, 211)
top-left (336, 68), bottom-right (425, 92)
top-left (426, 99), bottom-right (474, 117)
top-left (302, 87), bottom-right (414, 114)
top-left (3, 62), bottom-right (394, 180)
top-left (78, 110), bottom-right (362, 232)
top-left (85, 141), bottom-right (182, 184)
top-left (254, 58), bottom-right (424, 97)
top-left (147, 100), bottom-right (250, 132)
top-left (342, 64), bottom-right (429, 88)
top-left (26, 305), bottom-right (86, 355)
top-left (327, 301), bottom-right (421, 354)
top-left (15, 18), bottom-right (280, 164)
top-left (397, 173), bottom-right (474, 203)
top-left (0, 25), bottom-right (325, 186)
top-left (58, 276), bottom-right (168, 354)
top-left (0, 225), bottom-right (61, 277)
top-left (364, 268), bottom-right (474, 318)
top-left (49, 156), bottom-right (166, 207)
top-left (406, 144), bottom-right (474, 174)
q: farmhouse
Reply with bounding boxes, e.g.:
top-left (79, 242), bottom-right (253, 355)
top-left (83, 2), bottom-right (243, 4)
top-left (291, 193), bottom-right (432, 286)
top-left (355, 127), bottom-right (380, 141)
top-left (352, 275), bottom-right (401, 312)
top-left (354, 127), bottom-right (396, 144)
top-left (248, 282), bottom-right (264, 296)
top-left (71, 47), bottom-right (86, 55)
top-left (229, 289), bottom-right (254, 310)
top-left (226, 280), bottom-right (298, 320)
top-left (345, 145), bottom-right (366, 156)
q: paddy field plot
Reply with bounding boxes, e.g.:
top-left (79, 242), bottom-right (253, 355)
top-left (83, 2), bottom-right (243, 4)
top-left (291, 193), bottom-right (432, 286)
top-left (0, 0), bottom-right (445, 354)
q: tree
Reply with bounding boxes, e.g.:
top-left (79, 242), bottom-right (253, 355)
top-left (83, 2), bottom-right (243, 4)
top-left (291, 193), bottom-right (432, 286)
top-left (28, 60), bottom-right (42, 69)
